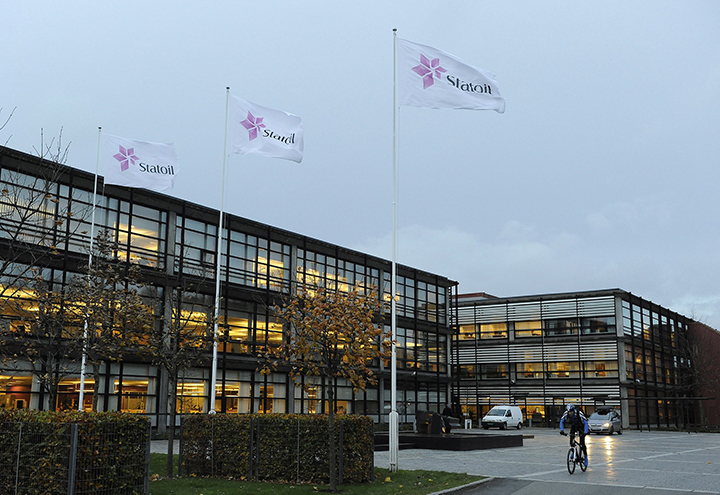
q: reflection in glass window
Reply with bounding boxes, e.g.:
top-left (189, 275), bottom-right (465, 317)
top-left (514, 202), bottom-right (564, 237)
top-left (544, 319), bottom-right (578, 336)
top-left (582, 316), bottom-right (615, 334)
top-left (481, 363), bottom-right (507, 379)
top-left (175, 216), bottom-right (217, 277)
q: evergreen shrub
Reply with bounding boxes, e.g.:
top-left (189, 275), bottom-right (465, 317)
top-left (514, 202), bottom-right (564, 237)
top-left (0, 409), bottom-right (150, 494)
top-left (182, 413), bottom-right (374, 484)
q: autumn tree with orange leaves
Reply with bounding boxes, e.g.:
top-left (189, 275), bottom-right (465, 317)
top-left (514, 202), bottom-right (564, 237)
top-left (262, 283), bottom-right (389, 492)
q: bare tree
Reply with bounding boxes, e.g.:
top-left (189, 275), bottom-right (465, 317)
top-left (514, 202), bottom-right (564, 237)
top-left (0, 107), bottom-right (15, 145)
top-left (1, 130), bottom-right (87, 329)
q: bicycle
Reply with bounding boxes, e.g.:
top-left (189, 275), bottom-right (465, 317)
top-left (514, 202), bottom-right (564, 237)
top-left (563, 431), bottom-right (587, 474)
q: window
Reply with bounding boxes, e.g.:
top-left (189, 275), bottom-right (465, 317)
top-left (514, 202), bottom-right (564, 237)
top-left (517, 362), bottom-right (543, 379)
top-left (298, 250), bottom-right (379, 296)
top-left (175, 216), bottom-right (217, 277)
top-left (458, 324), bottom-right (476, 340)
top-left (119, 204), bottom-right (166, 267)
top-left (393, 327), bottom-right (446, 373)
top-left (544, 318), bottom-right (578, 336)
top-left (514, 320), bottom-right (542, 338)
top-left (581, 316), bottom-right (615, 334)
top-left (177, 378), bottom-right (205, 413)
top-left (459, 365), bottom-right (476, 379)
top-left (479, 323), bottom-right (507, 339)
top-left (228, 233), bottom-right (291, 292)
top-left (583, 360), bottom-right (618, 378)
top-left (0, 375), bottom-right (32, 410)
top-left (546, 361), bottom-right (579, 378)
top-left (481, 363), bottom-right (507, 379)
top-left (115, 379), bottom-right (150, 413)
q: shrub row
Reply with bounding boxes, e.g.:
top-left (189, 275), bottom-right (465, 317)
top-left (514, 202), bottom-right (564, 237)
top-left (181, 413), bottom-right (374, 484)
top-left (0, 410), bottom-right (150, 495)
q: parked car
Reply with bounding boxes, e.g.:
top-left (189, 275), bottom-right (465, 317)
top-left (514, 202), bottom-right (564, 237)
top-left (588, 408), bottom-right (622, 435)
top-left (481, 405), bottom-right (524, 430)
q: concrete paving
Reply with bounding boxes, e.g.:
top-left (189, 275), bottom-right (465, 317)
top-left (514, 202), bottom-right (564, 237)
top-left (374, 427), bottom-right (720, 494)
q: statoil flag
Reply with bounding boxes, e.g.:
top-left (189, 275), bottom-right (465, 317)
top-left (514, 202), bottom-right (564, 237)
top-left (397, 38), bottom-right (505, 113)
top-left (102, 134), bottom-right (179, 192)
top-left (229, 95), bottom-right (304, 163)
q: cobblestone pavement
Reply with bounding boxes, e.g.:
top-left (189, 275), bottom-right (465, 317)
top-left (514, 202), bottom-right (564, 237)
top-left (374, 427), bottom-right (720, 494)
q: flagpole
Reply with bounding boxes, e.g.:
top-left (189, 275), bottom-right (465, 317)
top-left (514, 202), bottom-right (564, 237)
top-left (78, 126), bottom-right (102, 411)
top-left (389, 28), bottom-right (399, 473)
top-left (209, 88), bottom-right (230, 414)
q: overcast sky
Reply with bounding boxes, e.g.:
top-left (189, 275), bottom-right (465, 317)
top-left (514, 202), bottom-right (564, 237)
top-left (3, 1), bottom-right (720, 327)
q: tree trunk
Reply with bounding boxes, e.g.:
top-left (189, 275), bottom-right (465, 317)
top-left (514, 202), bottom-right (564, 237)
top-left (92, 364), bottom-right (101, 412)
top-left (167, 374), bottom-right (177, 478)
top-left (328, 385), bottom-right (336, 492)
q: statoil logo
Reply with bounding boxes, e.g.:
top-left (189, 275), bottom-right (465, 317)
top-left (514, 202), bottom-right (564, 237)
top-left (112, 145), bottom-right (175, 176)
top-left (240, 111), bottom-right (296, 145)
top-left (412, 53), bottom-right (493, 95)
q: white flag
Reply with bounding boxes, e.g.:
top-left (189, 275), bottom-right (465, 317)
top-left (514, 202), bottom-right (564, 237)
top-left (102, 134), bottom-right (179, 192)
top-left (397, 38), bottom-right (506, 113)
top-left (229, 95), bottom-right (304, 163)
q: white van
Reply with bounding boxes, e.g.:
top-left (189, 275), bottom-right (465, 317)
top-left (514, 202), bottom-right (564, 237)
top-left (481, 405), bottom-right (524, 430)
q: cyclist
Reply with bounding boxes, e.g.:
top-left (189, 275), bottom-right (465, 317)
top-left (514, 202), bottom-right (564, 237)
top-left (559, 404), bottom-right (589, 468)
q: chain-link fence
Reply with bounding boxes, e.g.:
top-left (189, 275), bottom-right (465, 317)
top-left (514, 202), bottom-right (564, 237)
top-left (0, 421), bottom-right (150, 495)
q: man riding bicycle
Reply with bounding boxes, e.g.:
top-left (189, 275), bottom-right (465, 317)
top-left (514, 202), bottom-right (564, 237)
top-left (559, 404), bottom-right (589, 468)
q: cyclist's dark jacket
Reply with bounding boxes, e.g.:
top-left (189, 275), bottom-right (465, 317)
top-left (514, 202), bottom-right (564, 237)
top-left (559, 409), bottom-right (589, 434)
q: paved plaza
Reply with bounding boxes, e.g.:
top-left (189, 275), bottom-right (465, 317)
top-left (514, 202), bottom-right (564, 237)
top-left (374, 427), bottom-right (720, 494)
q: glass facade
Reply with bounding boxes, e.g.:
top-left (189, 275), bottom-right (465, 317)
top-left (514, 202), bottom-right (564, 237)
top-left (0, 146), bottom-right (456, 426)
top-left (453, 291), bottom-right (695, 429)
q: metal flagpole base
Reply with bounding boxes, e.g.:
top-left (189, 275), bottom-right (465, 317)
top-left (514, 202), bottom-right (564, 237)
top-left (389, 410), bottom-right (399, 472)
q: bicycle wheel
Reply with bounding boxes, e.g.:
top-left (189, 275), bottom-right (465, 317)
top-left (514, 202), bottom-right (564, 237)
top-left (579, 448), bottom-right (587, 472)
top-left (567, 448), bottom-right (576, 474)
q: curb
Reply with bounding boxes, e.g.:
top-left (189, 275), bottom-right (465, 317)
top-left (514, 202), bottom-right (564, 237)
top-left (426, 477), bottom-right (493, 495)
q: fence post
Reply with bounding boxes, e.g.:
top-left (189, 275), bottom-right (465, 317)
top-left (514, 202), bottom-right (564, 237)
top-left (296, 419), bottom-right (300, 483)
top-left (144, 425), bottom-right (151, 495)
top-left (338, 421), bottom-right (344, 485)
top-left (14, 423), bottom-right (22, 495)
top-left (254, 417), bottom-right (261, 480)
top-left (178, 416), bottom-right (183, 477)
top-left (248, 417), bottom-right (254, 481)
top-left (67, 423), bottom-right (79, 495)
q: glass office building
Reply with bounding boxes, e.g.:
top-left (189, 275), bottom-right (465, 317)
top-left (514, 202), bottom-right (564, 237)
top-left (0, 146), bottom-right (457, 426)
top-left (453, 289), bottom-right (702, 429)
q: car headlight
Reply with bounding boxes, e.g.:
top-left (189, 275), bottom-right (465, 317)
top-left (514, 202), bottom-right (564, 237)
top-left (603, 422), bottom-right (610, 428)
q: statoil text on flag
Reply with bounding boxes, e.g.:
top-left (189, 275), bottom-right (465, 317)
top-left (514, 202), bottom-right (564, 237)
top-left (229, 95), bottom-right (304, 163)
top-left (397, 38), bottom-right (506, 113)
top-left (102, 134), bottom-right (179, 192)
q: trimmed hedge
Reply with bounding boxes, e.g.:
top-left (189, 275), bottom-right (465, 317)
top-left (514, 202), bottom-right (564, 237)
top-left (182, 413), bottom-right (374, 484)
top-left (0, 410), bottom-right (150, 495)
